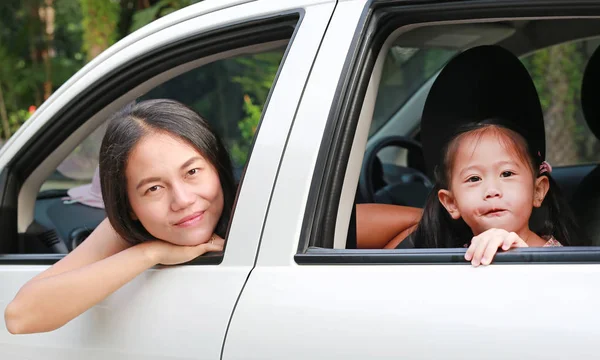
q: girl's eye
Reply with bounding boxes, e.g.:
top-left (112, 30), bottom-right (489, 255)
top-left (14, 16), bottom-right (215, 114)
top-left (501, 171), bottom-right (514, 177)
top-left (187, 168), bottom-right (200, 176)
top-left (467, 176), bottom-right (481, 183)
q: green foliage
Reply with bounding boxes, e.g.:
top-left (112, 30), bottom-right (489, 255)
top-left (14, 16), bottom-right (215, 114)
top-left (80, 0), bottom-right (120, 58)
top-left (1, 0), bottom-right (283, 162)
top-left (230, 95), bottom-right (262, 165)
top-left (3, 109), bottom-right (33, 139)
top-left (130, 0), bottom-right (198, 33)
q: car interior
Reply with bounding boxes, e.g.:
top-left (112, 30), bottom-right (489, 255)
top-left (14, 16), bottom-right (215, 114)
top-left (6, 41), bottom-right (290, 256)
top-left (7, 17), bottom-right (600, 255)
top-left (342, 18), bottom-right (600, 249)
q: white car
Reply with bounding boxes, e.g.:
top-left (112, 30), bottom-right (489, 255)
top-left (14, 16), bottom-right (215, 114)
top-left (2, 0), bottom-right (600, 358)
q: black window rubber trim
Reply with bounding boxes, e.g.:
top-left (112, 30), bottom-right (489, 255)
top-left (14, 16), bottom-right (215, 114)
top-left (2, 13), bottom-right (300, 264)
top-left (0, 252), bottom-right (223, 265)
top-left (298, 0), bottom-right (600, 258)
top-left (296, 246), bottom-right (600, 265)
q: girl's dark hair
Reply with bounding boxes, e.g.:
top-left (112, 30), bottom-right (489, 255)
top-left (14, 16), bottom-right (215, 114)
top-left (410, 121), bottom-right (581, 248)
top-left (99, 99), bottom-right (236, 244)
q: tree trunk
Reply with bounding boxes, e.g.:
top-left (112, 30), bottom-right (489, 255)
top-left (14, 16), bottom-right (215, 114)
top-left (0, 83), bottom-right (11, 140)
top-left (543, 46), bottom-right (579, 166)
top-left (28, 1), bottom-right (43, 106)
top-left (40, 0), bottom-right (55, 100)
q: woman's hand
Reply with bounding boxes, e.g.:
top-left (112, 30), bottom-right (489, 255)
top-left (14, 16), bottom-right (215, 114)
top-left (143, 235), bottom-right (225, 265)
top-left (465, 228), bottom-right (528, 267)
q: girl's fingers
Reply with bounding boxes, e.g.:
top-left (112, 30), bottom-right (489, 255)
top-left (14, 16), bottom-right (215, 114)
top-left (471, 236), bottom-right (490, 266)
top-left (465, 236), bottom-right (479, 261)
top-left (502, 232), bottom-right (520, 250)
top-left (480, 234), bottom-right (504, 266)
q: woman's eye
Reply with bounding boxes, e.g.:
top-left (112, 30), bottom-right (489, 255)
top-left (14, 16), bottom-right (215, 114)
top-left (501, 171), bottom-right (514, 177)
top-left (146, 185), bottom-right (161, 193)
top-left (187, 168), bottom-right (199, 176)
top-left (467, 176), bottom-right (481, 183)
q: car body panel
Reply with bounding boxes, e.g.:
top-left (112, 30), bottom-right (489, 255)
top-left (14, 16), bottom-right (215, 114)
top-left (0, 1), bottom-right (336, 359)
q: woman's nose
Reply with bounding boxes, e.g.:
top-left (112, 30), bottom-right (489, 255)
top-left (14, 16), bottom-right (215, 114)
top-left (171, 183), bottom-right (195, 210)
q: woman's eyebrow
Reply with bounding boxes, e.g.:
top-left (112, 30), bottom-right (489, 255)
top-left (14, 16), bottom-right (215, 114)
top-left (136, 177), bottom-right (161, 190)
top-left (180, 156), bottom-right (202, 170)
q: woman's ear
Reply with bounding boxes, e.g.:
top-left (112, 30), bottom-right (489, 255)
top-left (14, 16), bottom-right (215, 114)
top-left (533, 175), bottom-right (550, 207)
top-left (438, 189), bottom-right (461, 219)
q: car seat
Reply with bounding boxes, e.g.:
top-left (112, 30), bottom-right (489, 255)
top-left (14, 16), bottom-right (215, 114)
top-left (570, 45), bottom-right (600, 246)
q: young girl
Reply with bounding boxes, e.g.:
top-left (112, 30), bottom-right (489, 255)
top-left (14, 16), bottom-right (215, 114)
top-left (5, 99), bottom-right (236, 334)
top-left (410, 119), bottom-right (580, 266)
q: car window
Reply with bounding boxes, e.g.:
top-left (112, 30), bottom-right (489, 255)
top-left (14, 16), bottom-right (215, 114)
top-left (33, 46), bottom-right (286, 251)
top-left (370, 46), bottom-right (456, 137)
top-left (521, 37), bottom-right (600, 167)
top-left (40, 47), bottom-right (286, 194)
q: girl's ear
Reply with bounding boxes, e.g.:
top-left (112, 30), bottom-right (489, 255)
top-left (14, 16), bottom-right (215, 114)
top-left (533, 175), bottom-right (550, 207)
top-left (438, 189), bottom-right (461, 219)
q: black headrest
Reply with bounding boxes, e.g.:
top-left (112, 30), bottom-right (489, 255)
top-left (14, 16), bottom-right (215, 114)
top-left (581, 46), bottom-right (600, 140)
top-left (421, 45), bottom-right (546, 178)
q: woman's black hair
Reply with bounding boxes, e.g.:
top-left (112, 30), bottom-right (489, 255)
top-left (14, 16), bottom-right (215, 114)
top-left (99, 99), bottom-right (236, 244)
top-left (410, 121), bottom-right (582, 248)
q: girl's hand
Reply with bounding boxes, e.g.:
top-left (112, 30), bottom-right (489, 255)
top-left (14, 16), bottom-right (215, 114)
top-left (142, 235), bottom-right (225, 265)
top-left (465, 228), bottom-right (528, 267)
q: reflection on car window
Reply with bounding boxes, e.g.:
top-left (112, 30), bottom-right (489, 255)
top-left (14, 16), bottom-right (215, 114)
top-left (41, 47), bottom-right (286, 194)
top-left (140, 48), bottom-right (286, 176)
top-left (520, 37), bottom-right (600, 166)
top-left (370, 47), bottom-right (456, 137)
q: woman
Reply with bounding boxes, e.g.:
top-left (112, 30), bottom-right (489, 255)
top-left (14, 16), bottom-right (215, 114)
top-left (5, 99), bottom-right (234, 334)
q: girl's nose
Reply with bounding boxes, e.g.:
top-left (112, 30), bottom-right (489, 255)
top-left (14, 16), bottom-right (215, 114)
top-left (484, 186), bottom-right (502, 199)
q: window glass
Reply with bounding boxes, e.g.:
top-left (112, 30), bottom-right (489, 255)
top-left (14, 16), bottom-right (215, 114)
top-left (370, 46), bottom-right (456, 137)
top-left (33, 46), bottom-right (286, 251)
top-left (40, 47), bottom-right (286, 194)
top-left (521, 38), bottom-right (600, 166)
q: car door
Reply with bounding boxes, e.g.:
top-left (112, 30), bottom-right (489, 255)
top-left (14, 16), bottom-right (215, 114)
top-left (0, 1), bottom-right (336, 359)
top-left (225, 1), bottom-right (600, 359)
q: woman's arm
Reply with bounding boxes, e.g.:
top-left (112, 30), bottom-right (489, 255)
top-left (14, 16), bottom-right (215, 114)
top-left (4, 218), bottom-right (222, 334)
top-left (356, 204), bottom-right (421, 249)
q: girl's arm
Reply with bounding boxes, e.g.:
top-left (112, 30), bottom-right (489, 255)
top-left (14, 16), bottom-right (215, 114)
top-left (4, 218), bottom-right (222, 334)
top-left (356, 204), bottom-right (421, 249)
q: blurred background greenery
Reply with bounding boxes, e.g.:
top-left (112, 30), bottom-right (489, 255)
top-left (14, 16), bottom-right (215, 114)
top-left (0, 0), bottom-right (285, 171)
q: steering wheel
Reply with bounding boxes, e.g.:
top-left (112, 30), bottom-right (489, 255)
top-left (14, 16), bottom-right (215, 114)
top-left (359, 136), bottom-right (433, 205)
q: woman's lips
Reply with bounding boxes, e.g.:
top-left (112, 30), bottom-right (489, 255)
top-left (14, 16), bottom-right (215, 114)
top-left (174, 211), bottom-right (205, 227)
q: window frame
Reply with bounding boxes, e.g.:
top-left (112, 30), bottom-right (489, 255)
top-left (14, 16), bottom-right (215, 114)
top-left (0, 12), bottom-right (302, 263)
top-left (296, 0), bottom-right (600, 265)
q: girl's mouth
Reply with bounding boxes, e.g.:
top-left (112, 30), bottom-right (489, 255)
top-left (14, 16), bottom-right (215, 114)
top-left (483, 208), bottom-right (507, 217)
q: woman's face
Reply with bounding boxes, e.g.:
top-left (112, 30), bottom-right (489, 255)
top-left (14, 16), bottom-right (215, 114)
top-left (125, 132), bottom-right (224, 245)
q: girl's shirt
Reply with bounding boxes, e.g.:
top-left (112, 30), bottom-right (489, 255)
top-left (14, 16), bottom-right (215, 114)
top-left (543, 237), bottom-right (562, 247)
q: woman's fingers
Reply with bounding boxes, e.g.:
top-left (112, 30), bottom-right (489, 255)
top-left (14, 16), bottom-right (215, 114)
top-left (195, 238), bottom-right (225, 254)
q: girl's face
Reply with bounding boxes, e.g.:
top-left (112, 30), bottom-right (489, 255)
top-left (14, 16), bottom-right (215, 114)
top-left (438, 130), bottom-right (549, 237)
top-left (125, 132), bottom-right (224, 246)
